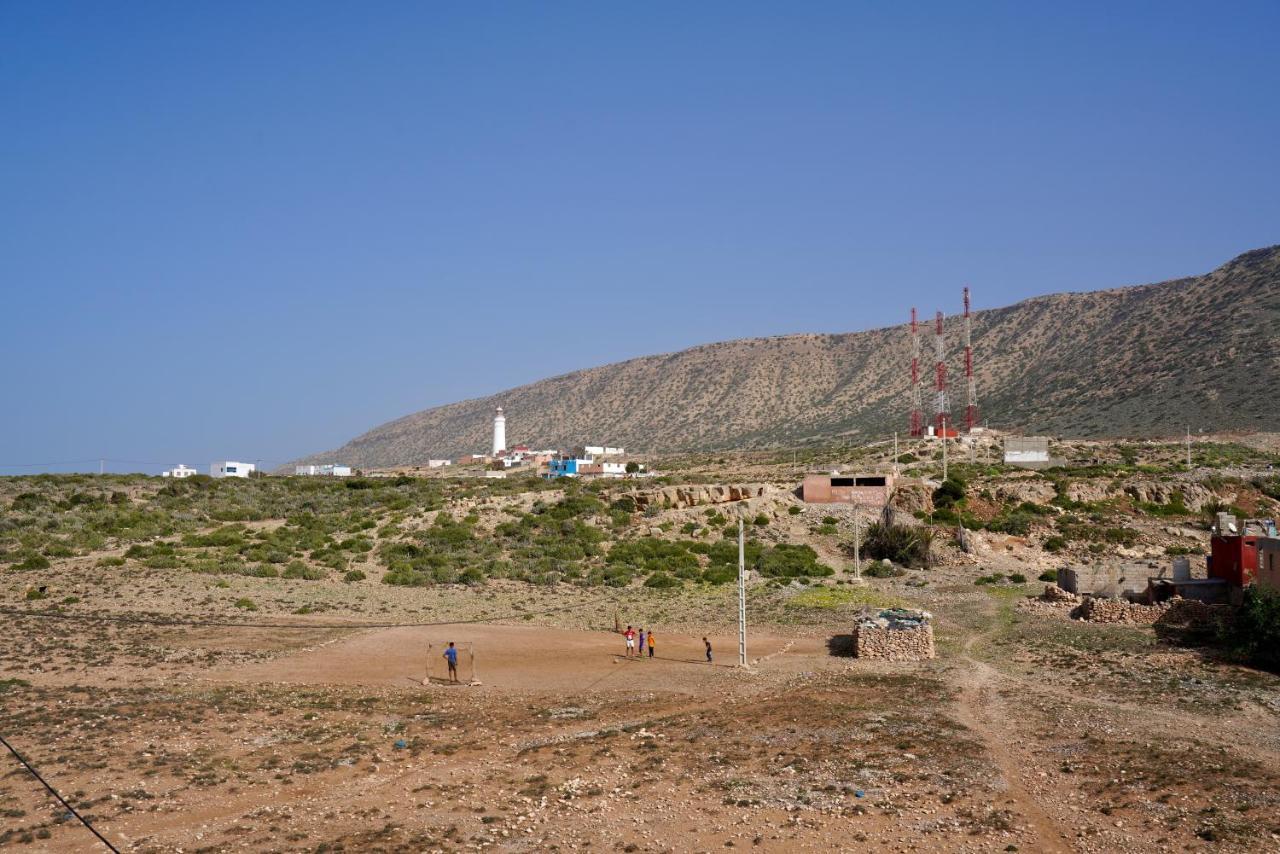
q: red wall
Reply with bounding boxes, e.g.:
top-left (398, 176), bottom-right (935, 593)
top-left (1209, 535), bottom-right (1259, 587)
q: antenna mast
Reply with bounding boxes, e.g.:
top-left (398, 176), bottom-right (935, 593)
top-left (964, 287), bottom-right (978, 433)
top-left (934, 311), bottom-right (949, 436)
top-left (909, 308), bottom-right (923, 437)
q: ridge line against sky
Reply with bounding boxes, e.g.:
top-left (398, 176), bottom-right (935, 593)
top-left (2, 2), bottom-right (1278, 474)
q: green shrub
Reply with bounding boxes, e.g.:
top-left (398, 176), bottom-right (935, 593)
top-left (459, 566), bottom-right (485, 585)
top-left (1038, 570), bottom-right (1058, 583)
top-left (788, 506), bottom-right (802, 516)
top-left (932, 476), bottom-right (967, 510)
top-left (863, 561), bottom-right (905, 578)
top-left (243, 564), bottom-right (279, 578)
top-left (343, 569), bottom-right (366, 583)
top-left (986, 512), bottom-right (1032, 536)
top-left (234, 597), bottom-right (257, 611)
top-left (644, 572), bottom-right (680, 589)
top-left (24, 587), bottom-right (47, 601)
top-left (1220, 587), bottom-right (1280, 672)
top-left (282, 561), bottom-right (324, 580)
top-left (757, 544), bottom-right (833, 578)
top-left (974, 573), bottom-right (1004, 585)
top-left (97, 556), bottom-right (127, 567)
top-left (753, 514), bottom-right (769, 526)
top-left (1043, 535), bottom-right (1067, 553)
top-left (821, 516), bottom-right (839, 525)
top-left (609, 496), bottom-right (637, 514)
top-left (1009, 573), bottom-right (1027, 584)
top-left (14, 555), bottom-right (50, 571)
top-left (859, 522), bottom-right (932, 569)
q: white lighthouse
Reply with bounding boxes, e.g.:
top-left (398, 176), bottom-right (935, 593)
top-left (492, 407), bottom-right (506, 455)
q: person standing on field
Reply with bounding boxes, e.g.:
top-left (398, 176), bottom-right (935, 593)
top-left (646, 630), bottom-right (656, 658)
top-left (638, 628), bottom-right (647, 657)
top-left (704, 636), bottom-right (713, 663)
top-left (624, 625), bottom-right (636, 658)
top-left (444, 641), bottom-right (459, 683)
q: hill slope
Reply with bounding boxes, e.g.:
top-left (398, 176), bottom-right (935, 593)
top-left (299, 246), bottom-right (1280, 467)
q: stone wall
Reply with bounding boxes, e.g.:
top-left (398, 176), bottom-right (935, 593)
top-left (1074, 596), bottom-right (1233, 628)
top-left (851, 624), bottom-right (935, 661)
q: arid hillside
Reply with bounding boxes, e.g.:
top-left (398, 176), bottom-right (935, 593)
top-left (300, 246), bottom-right (1279, 467)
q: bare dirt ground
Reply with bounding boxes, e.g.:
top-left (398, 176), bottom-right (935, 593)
top-left (4, 570), bottom-right (1280, 853)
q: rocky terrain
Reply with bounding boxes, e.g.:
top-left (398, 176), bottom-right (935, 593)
top-left (3, 434), bottom-right (1280, 851)
top-left (295, 245), bottom-right (1280, 468)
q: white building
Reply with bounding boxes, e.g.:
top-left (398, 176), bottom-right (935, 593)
top-left (161, 464), bottom-right (198, 479)
top-left (295, 464), bottom-right (352, 477)
top-left (492, 407), bottom-right (507, 455)
top-left (584, 445), bottom-right (625, 456)
top-left (1003, 437), bottom-right (1051, 468)
top-left (427, 459), bottom-right (452, 468)
top-left (211, 461), bottom-right (255, 479)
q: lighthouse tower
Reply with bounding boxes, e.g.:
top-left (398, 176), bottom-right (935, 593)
top-left (492, 407), bottom-right (506, 455)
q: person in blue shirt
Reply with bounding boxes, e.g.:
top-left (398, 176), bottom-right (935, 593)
top-left (444, 642), bottom-right (459, 684)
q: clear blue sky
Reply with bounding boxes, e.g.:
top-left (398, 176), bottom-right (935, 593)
top-left (2, 2), bottom-right (1277, 474)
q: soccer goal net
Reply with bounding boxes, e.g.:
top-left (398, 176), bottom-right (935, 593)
top-left (424, 641), bottom-right (478, 685)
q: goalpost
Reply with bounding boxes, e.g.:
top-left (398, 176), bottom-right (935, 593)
top-left (424, 641), bottom-right (479, 686)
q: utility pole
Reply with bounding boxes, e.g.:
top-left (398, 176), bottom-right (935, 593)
top-left (893, 432), bottom-right (899, 475)
top-left (941, 422), bottom-right (948, 482)
top-left (99, 459), bottom-right (104, 476)
top-left (852, 503), bottom-right (862, 581)
top-left (737, 518), bottom-right (747, 667)
top-left (1186, 426), bottom-right (1192, 470)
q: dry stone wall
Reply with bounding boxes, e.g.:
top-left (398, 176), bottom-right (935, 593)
top-left (851, 624), bottom-right (935, 661)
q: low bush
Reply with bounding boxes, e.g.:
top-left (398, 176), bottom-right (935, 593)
top-left (787, 506), bottom-right (802, 516)
top-left (859, 522), bottom-right (932, 569)
top-left (1220, 587), bottom-right (1280, 672)
top-left (862, 561), bottom-right (904, 578)
top-left (1043, 535), bottom-right (1067, 553)
top-left (234, 597), bottom-right (257, 611)
top-left (1038, 570), bottom-right (1057, 583)
top-left (282, 561), bottom-right (324, 580)
top-left (644, 572), bottom-right (680, 589)
top-left (343, 569), bottom-right (366, 583)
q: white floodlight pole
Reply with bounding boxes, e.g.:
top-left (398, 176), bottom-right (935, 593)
top-left (738, 518), bottom-right (747, 667)
top-left (853, 502), bottom-right (862, 581)
top-left (1186, 426), bottom-right (1192, 470)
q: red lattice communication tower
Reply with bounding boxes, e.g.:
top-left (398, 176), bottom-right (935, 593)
top-left (963, 286), bottom-right (978, 433)
top-left (934, 311), bottom-right (949, 435)
top-left (909, 307), bottom-right (923, 437)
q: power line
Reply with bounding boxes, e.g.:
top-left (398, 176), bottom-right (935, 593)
top-left (0, 733), bottom-right (120, 852)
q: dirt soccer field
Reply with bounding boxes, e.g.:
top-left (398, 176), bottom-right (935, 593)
top-left (4, 579), bottom-right (1280, 853)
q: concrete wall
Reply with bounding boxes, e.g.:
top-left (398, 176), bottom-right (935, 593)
top-left (1058, 564), bottom-right (1146, 597)
top-left (802, 473), bottom-right (894, 506)
top-left (1259, 538), bottom-right (1280, 593)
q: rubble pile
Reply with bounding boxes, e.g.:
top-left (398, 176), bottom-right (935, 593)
top-left (1041, 584), bottom-right (1079, 603)
top-left (852, 609), bottom-right (935, 661)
